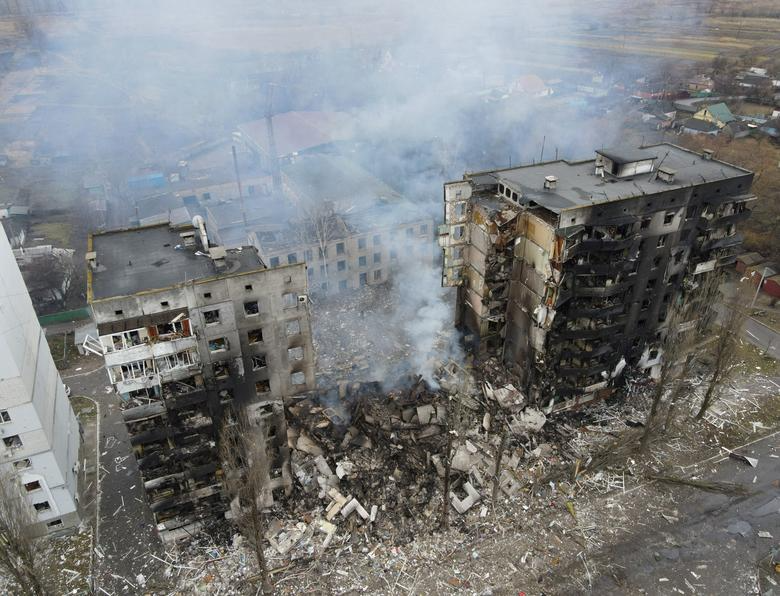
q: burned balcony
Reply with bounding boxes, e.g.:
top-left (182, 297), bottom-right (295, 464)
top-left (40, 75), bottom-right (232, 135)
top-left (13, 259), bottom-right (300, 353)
top-left (701, 232), bottom-right (743, 252)
top-left (557, 359), bottom-right (611, 378)
top-left (556, 315), bottom-right (626, 340)
top-left (574, 275), bottom-right (632, 298)
top-left (567, 298), bottom-right (626, 319)
top-left (558, 340), bottom-right (615, 359)
top-left (565, 225), bottom-right (639, 259)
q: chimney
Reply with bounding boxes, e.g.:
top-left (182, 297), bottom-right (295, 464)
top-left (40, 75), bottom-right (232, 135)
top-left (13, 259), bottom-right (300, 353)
top-left (702, 149), bottom-right (714, 160)
top-left (595, 164), bottom-right (605, 177)
top-left (657, 166), bottom-right (676, 184)
top-left (544, 175), bottom-right (558, 190)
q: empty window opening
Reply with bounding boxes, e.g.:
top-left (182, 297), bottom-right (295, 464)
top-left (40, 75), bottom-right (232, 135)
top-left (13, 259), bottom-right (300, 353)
top-left (114, 309), bottom-right (123, 316)
top-left (160, 301), bottom-right (169, 308)
top-left (248, 328), bottom-right (263, 344)
top-left (251, 354), bottom-right (267, 370)
top-left (288, 346), bottom-right (304, 361)
top-left (453, 225), bottom-right (465, 240)
top-left (33, 501), bottom-right (50, 512)
top-left (663, 211), bottom-right (676, 225)
top-left (203, 309), bottom-right (220, 325)
top-left (208, 337), bottom-right (228, 352)
top-left (255, 380), bottom-right (271, 395)
top-left (657, 235), bottom-right (667, 248)
top-left (14, 459), bottom-right (31, 470)
top-left (3, 435), bottom-right (22, 449)
top-left (291, 371), bottom-right (306, 386)
top-left (358, 238), bottom-right (366, 250)
top-left (24, 480), bottom-right (41, 492)
top-left (213, 361), bottom-right (229, 379)
top-left (337, 260), bottom-right (346, 271)
top-left (652, 256), bottom-right (662, 269)
top-left (244, 301), bottom-right (259, 316)
top-left (286, 320), bottom-right (301, 336)
top-left (203, 292), bottom-right (212, 299)
top-left (244, 284), bottom-right (253, 291)
top-left (0, 410), bottom-right (10, 423)
top-left (374, 269), bottom-right (382, 281)
top-left (359, 273), bottom-right (368, 286)
top-left (336, 242), bottom-right (345, 255)
top-left (640, 217), bottom-right (651, 230)
top-left (46, 519), bottom-right (62, 529)
top-left (282, 293), bottom-right (297, 308)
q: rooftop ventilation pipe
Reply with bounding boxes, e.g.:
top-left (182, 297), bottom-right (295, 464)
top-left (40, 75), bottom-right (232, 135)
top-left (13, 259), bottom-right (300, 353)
top-left (544, 175), bottom-right (558, 190)
top-left (192, 215), bottom-right (209, 254)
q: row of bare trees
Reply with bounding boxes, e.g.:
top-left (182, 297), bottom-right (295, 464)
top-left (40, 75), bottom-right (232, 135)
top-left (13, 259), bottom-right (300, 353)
top-left (639, 271), bottom-right (751, 452)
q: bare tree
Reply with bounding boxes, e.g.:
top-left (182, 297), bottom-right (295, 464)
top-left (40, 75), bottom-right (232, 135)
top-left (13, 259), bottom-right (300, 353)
top-left (220, 413), bottom-right (272, 593)
top-left (0, 472), bottom-right (50, 596)
top-left (695, 279), bottom-right (750, 420)
top-left (640, 271), bottom-right (722, 450)
top-left (21, 250), bottom-right (76, 310)
top-left (293, 200), bottom-right (345, 289)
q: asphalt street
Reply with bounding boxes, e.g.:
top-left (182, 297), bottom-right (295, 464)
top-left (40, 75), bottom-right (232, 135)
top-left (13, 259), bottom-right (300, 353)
top-left (63, 360), bottom-right (166, 594)
top-left (592, 431), bottom-right (780, 594)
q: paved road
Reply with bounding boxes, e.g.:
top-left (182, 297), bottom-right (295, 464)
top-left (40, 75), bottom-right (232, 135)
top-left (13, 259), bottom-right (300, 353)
top-left (63, 360), bottom-right (166, 594)
top-left (744, 317), bottom-right (779, 360)
top-left (591, 431), bottom-right (780, 594)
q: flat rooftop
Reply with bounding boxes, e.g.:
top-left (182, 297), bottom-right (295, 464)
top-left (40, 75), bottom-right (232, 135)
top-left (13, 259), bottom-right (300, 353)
top-left (468, 143), bottom-right (752, 214)
top-left (90, 224), bottom-right (263, 300)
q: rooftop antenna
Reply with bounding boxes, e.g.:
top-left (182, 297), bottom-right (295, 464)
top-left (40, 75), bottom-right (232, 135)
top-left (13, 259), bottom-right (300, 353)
top-left (540, 135), bottom-right (546, 162)
top-left (555, 147), bottom-right (559, 160)
top-left (232, 145), bottom-right (248, 229)
top-left (649, 151), bottom-right (670, 182)
top-left (265, 83), bottom-right (283, 196)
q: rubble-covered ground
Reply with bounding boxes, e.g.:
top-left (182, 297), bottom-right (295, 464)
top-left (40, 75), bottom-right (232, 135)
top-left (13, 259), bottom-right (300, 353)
top-left (157, 340), bottom-right (780, 595)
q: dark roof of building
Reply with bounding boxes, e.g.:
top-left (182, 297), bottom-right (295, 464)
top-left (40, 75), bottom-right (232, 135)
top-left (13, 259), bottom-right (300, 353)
top-left (465, 143), bottom-right (751, 214)
top-left (90, 223), bottom-right (264, 300)
top-left (682, 118), bottom-right (720, 133)
top-left (237, 111), bottom-right (353, 158)
top-left (596, 147), bottom-right (658, 165)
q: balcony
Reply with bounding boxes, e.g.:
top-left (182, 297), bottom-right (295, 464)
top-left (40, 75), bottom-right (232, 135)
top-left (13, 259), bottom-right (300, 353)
top-left (557, 362), bottom-right (610, 378)
top-left (566, 235), bottom-right (638, 259)
top-left (568, 300), bottom-right (625, 319)
top-left (556, 319), bottom-right (625, 340)
top-left (574, 281), bottom-right (632, 298)
top-left (152, 335), bottom-right (199, 358)
top-left (105, 343), bottom-right (152, 368)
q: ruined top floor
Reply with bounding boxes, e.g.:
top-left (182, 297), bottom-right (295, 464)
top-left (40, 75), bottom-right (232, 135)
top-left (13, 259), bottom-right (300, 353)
top-left (88, 223), bottom-right (265, 301)
top-left (464, 143), bottom-right (752, 215)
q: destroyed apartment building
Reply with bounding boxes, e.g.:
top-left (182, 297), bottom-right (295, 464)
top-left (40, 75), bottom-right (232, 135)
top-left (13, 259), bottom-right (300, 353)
top-left (83, 217), bottom-right (316, 540)
top-left (439, 143), bottom-right (754, 410)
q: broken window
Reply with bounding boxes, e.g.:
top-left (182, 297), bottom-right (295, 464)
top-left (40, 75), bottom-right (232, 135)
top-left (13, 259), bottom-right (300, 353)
top-left (13, 459), bottom-right (31, 470)
top-left (359, 273), bottom-right (367, 286)
top-left (336, 242), bottom-right (345, 255)
top-left (357, 238), bottom-right (366, 250)
top-left (373, 252), bottom-right (381, 264)
top-left (686, 206), bottom-right (697, 219)
top-left (3, 435), bottom-right (22, 449)
top-left (373, 234), bottom-right (381, 245)
top-left (282, 293), bottom-right (297, 308)
top-left (33, 501), bottom-right (50, 512)
top-left (114, 309), bottom-right (123, 316)
top-left (657, 235), bottom-right (667, 248)
top-left (453, 225), bottom-right (465, 240)
top-left (358, 256), bottom-right (367, 267)
top-left (652, 256), bottom-right (662, 269)
top-left (160, 300), bottom-right (169, 308)
top-left (663, 211), bottom-right (676, 225)
top-left (248, 328), bottom-right (263, 344)
top-left (203, 309), bottom-right (220, 325)
top-left (203, 292), bottom-right (212, 298)
top-left (290, 371), bottom-right (306, 386)
top-left (640, 217), bottom-right (651, 230)
top-left (637, 318), bottom-right (647, 328)
top-left (46, 519), bottom-right (62, 529)
top-left (0, 410), bottom-right (10, 423)
top-left (680, 229), bottom-right (691, 242)
top-left (288, 346), bottom-right (304, 361)
top-left (674, 250), bottom-right (684, 264)
top-left (270, 256), bottom-right (280, 267)
top-left (374, 269), bottom-right (382, 281)
top-left (244, 301), bottom-right (259, 316)
top-left (287, 253), bottom-right (297, 264)
top-left (251, 355), bottom-right (267, 370)
top-left (286, 320), bottom-right (301, 336)
top-left (339, 280), bottom-right (348, 291)
top-left (24, 480), bottom-right (41, 492)
top-left (255, 380), bottom-right (271, 395)
top-left (213, 361), bottom-right (230, 379)
top-left (337, 260), bottom-right (346, 271)
top-left (208, 337), bottom-right (228, 352)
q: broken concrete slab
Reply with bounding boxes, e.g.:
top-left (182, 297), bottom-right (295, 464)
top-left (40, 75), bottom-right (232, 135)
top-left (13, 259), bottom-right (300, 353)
top-left (450, 482), bottom-right (481, 514)
top-left (341, 498), bottom-right (370, 520)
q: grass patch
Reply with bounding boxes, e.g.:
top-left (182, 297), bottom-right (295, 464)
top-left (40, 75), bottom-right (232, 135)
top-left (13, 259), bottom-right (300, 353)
top-left (46, 333), bottom-right (82, 370)
top-left (30, 221), bottom-right (72, 247)
top-left (69, 395), bottom-right (96, 421)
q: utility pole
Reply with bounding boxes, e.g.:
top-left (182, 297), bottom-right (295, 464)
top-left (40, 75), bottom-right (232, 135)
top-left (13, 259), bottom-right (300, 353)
top-left (231, 145), bottom-right (248, 229)
top-left (751, 266), bottom-right (770, 308)
top-left (265, 83), bottom-right (283, 196)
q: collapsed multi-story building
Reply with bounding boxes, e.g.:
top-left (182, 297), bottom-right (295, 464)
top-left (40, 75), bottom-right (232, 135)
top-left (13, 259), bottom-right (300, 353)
top-left (0, 227), bottom-right (81, 536)
top-left (439, 144), bottom-right (754, 410)
top-left (84, 217), bottom-right (315, 540)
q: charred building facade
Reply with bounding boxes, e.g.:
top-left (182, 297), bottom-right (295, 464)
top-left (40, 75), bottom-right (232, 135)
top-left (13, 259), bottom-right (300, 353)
top-left (439, 144), bottom-right (754, 410)
top-left (84, 219), bottom-right (315, 540)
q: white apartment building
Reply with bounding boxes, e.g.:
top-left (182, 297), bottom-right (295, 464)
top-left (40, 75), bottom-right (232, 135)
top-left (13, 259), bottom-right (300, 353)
top-left (0, 227), bottom-right (81, 535)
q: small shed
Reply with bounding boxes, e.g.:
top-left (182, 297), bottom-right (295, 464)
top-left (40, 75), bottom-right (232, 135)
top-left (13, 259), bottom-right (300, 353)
top-left (764, 274), bottom-right (780, 300)
top-left (736, 252), bottom-right (765, 274)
